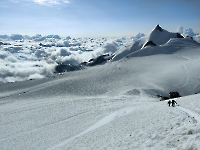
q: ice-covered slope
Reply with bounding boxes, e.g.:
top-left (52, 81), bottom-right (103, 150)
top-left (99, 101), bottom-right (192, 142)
top-left (1, 26), bottom-right (200, 150)
top-left (144, 24), bottom-right (184, 47)
top-left (112, 25), bottom-right (185, 61)
top-left (128, 36), bottom-right (200, 57)
top-left (1, 47), bottom-right (200, 149)
top-left (1, 43), bottom-right (200, 100)
top-left (111, 36), bottom-right (147, 61)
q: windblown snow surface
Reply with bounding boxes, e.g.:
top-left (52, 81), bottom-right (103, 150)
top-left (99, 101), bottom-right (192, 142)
top-left (1, 26), bottom-right (200, 150)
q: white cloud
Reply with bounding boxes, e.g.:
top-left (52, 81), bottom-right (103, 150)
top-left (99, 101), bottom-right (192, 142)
top-left (9, 0), bottom-right (19, 3)
top-left (183, 28), bottom-right (196, 37)
top-left (34, 0), bottom-right (59, 5)
top-left (33, 0), bottom-right (70, 6)
top-left (176, 26), bottom-right (184, 34)
top-left (28, 73), bottom-right (45, 80)
top-left (0, 35), bottom-right (137, 82)
top-left (63, 0), bottom-right (70, 4)
top-left (176, 26), bottom-right (199, 37)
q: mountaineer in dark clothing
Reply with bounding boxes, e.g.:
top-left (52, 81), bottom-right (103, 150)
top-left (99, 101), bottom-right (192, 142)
top-left (172, 99), bottom-right (177, 107)
top-left (168, 100), bottom-right (172, 107)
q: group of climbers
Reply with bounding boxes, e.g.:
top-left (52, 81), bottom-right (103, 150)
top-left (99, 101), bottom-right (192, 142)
top-left (168, 99), bottom-right (177, 107)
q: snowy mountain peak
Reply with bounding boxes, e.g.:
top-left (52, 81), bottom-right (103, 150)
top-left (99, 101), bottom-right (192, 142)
top-left (154, 24), bottom-right (163, 32)
top-left (143, 24), bottom-right (184, 47)
top-left (112, 25), bottom-right (198, 61)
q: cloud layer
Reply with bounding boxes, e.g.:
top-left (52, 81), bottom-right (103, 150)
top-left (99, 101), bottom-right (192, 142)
top-left (0, 34), bottom-right (141, 82)
top-left (1, 26), bottom-right (198, 83)
top-left (33, 0), bottom-right (70, 6)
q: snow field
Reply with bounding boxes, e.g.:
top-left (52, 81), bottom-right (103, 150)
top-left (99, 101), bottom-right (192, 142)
top-left (50, 97), bottom-right (200, 150)
top-left (1, 25), bottom-right (200, 150)
top-left (1, 93), bottom-right (200, 149)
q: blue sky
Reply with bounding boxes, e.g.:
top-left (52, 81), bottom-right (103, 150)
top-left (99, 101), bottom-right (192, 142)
top-left (0, 0), bottom-right (200, 37)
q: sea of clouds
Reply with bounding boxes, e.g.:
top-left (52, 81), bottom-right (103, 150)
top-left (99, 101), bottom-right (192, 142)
top-left (0, 33), bottom-right (145, 83)
top-left (0, 26), bottom-right (199, 83)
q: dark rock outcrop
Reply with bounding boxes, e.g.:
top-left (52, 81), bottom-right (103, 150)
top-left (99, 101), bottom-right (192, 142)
top-left (55, 54), bottom-right (114, 73)
top-left (186, 36), bottom-right (193, 40)
top-left (160, 96), bottom-right (169, 100)
top-left (156, 94), bottom-right (169, 101)
top-left (55, 64), bottom-right (84, 73)
top-left (155, 24), bottom-right (163, 32)
top-left (169, 92), bottom-right (181, 98)
top-left (143, 41), bottom-right (156, 48)
top-left (87, 55), bottom-right (107, 66)
top-left (82, 54), bottom-right (114, 67)
top-left (176, 33), bottom-right (184, 38)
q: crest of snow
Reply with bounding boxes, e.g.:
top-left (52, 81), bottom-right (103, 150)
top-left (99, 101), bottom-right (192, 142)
top-left (111, 36), bottom-right (148, 61)
top-left (146, 24), bottom-right (181, 46)
top-left (128, 37), bottom-right (200, 58)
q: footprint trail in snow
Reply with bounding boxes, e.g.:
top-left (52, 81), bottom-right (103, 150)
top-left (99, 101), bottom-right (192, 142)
top-left (176, 106), bottom-right (200, 123)
top-left (48, 106), bottom-right (144, 150)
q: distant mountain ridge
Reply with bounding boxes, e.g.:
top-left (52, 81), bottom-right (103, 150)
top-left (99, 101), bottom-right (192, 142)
top-left (144, 24), bottom-right (184, 47)
top-left (112, 24), bottom-right (199, 61)
top-left (55, 25), bottom-right (200, 73)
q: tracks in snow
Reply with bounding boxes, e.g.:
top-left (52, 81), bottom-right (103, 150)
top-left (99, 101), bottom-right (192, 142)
top-left (48, 102), bottom-right (200, 150)
top-left (176, 106), bottom-right (200, 123)
top-left (47, 105), bottom-right (146, 150)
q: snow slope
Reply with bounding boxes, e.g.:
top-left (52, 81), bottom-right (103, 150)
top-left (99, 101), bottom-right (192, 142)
top-left (128, 37), bottom-right (200, 57)
top-left (111, 25), bottom-right (185, 62)
top-left (111, 36), bottom-right (147, 61)
top-left (146, 24), bottom-right (184, 46)
top-left (1, 26), bottom-right (200, 150)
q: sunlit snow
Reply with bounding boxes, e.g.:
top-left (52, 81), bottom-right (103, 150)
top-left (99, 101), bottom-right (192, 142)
top-left (1, 25), bottom-right (200, 150)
